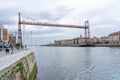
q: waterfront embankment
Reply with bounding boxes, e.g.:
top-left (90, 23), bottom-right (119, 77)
top-left (0, 49), bottom-right (37, 80)
top-left (41, 43), bottom-right (120, 47)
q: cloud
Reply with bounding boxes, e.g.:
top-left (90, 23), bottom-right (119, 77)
top-left (0, 0), bottom-right (120, 44)
top-left (115, 18), bottom-right (120, 21)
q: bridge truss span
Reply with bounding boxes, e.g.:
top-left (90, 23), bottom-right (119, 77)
top-left (20, 21), bottom-right (87, 29)
top-left (18, 13), bottom-right (90, 45)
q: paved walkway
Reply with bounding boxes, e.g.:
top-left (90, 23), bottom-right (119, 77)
top-left (0, 49), bottom-right (32, 70)
top-left (0, 48), bottom-right (24, 58)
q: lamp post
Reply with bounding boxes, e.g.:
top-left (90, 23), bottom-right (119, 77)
top-left (23, 24), bottom-right (25, 51)
top-left (30, 31), bottom-right (32, 48)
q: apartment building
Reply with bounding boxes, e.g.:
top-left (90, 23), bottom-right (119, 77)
top-left (54, 35), bottom-right (87, 45)
top-left (54, 39), bottom-right (74, 45)
top-left (91, 37), bottom-right (100, 43)
top-left (108, 31), bottom-right (120, 44)
top-left (77, 35), bottom-right (86, 45)
top-left (9, 34), bottom-right (16, 44)
top-left (100, 36), bottom-right (109, 44)
top-left (0, 24), bottom-right (9, 41)
top-left (0, 24), bottom-right (16, 48)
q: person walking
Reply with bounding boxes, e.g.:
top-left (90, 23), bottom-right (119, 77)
top-left (5, 48), bottom-right (8, 53)
top-left (11, 47), bottom-right (13, 54)
top-left (5, 48), bottom-right (9, 54)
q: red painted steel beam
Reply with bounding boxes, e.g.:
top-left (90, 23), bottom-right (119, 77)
top-left (20, 21), bottom-right (88, 29)
top-left (18, 13), bottom-right (22, 44)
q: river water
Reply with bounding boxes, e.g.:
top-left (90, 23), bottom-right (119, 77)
top-left (33, 46), bottom-right (120, 80)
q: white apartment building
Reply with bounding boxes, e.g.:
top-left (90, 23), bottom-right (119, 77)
top-left (108, 31), bottom-right (120, 44)
top-left (91, 37), bottom-right (100, 43)
top-left (54, 34), bottom-right (90, 45)
top-left (54, 39), bottom-right (74, 45)
top-left (100, 36), bottom-right (109, 44)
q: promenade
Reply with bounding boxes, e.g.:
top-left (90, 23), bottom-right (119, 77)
top-left (0, 48), bottom-right (33, 71)
top-left (0, 48), bottom-right (23, 58)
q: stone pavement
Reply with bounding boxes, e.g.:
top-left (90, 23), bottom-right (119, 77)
top-left (0, 48), bottom-right (33, 71)
top-left (0, 48), bottom-right (24, 58)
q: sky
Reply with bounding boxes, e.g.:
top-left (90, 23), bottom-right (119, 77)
top-left (0, 0), bottom-right (120, 45)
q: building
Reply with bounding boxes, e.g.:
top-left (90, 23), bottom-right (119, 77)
top-left (54, 39), bottom-right (74, 45)
top-left (108, 31), bottom-right (120, 44)
top-left (0, 24), bottom-right (16, 48)
top-left (73, 35), bottom-right (86, 45)
top-left (100, 36), bottom-right (109, 44)
top-left (9, 34), bottom-right (16, 44)
top-left (91, 37), bottom-right (100, 43)
top-left (0, 24), bottom-right (9, 42)
top-left (63, 39), bottom-right (74, 45)
top-left (0, 24), bottom-right (9, 48)
top-left (78, 35), bottom-right (89, 45)
top-left (54, 40), bottom-right (61, 45)
top-left (74, 38), bottom-right (79, 45)
top-left (54, 35), bottom-right (89, 46)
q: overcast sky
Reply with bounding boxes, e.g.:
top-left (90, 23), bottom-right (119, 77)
top-left (0, 0), bottom-right (120, 45)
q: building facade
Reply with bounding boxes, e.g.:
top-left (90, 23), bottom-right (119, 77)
top-left (54, 39), bottom-right (74, 45)
top-left (9, 34), bottom-right (16, 44)
top-left (91, 37), bottom-right (100, 43)
top-left (0, 24), bottom-right (16, 48)
top-left (54, 35), bottom-right (87, 46)
top-left (108, 31), bottom-right (120, 44)
top-left (0, 24), bottom-right (9, 41)
top-left (100, 36), bottom-right (109, 44)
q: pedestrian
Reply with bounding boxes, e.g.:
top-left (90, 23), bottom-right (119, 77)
top-left (5, 48), bottom-right (9, 54)
top-left (7, 48), bottom-right (9, 53)
top-left (11, 47), bottom-right (13, 54)
top-left (5, 48), bottom-right (8, 53)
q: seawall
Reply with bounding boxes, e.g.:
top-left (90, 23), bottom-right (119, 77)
top-left (0, 49), bottom-right (37, 80)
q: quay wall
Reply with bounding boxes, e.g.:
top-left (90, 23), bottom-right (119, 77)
top-left (0, 50), bottom-right (37, 80)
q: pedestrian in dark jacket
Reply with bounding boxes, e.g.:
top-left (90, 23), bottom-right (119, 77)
top-left (5, 48), bottom-right (9, 54)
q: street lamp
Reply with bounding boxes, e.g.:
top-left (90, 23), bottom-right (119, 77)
top-left (23, 24), bottom-right (25, 51)
top-left (30, 31), bottom-right (32, 48)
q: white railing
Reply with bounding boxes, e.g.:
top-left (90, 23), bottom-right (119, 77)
top-left (0, 49), bottom-right (33, 71)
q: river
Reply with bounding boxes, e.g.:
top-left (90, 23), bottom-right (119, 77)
top-left (33, 46), bottom-right (120, 80)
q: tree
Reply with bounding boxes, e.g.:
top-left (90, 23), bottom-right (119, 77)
top-left (15, 43), bottom-right (22, 47)
top-left (96, 40), bottom-right (101, 44)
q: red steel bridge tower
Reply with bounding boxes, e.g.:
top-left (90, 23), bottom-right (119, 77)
top-left (18, 13), bottom-right (90, 45)
top-left (18, 13), bottom-right (22, 45)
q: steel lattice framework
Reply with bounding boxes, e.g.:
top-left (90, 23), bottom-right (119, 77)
top-left (18, 13), bottom-right (90, 45)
